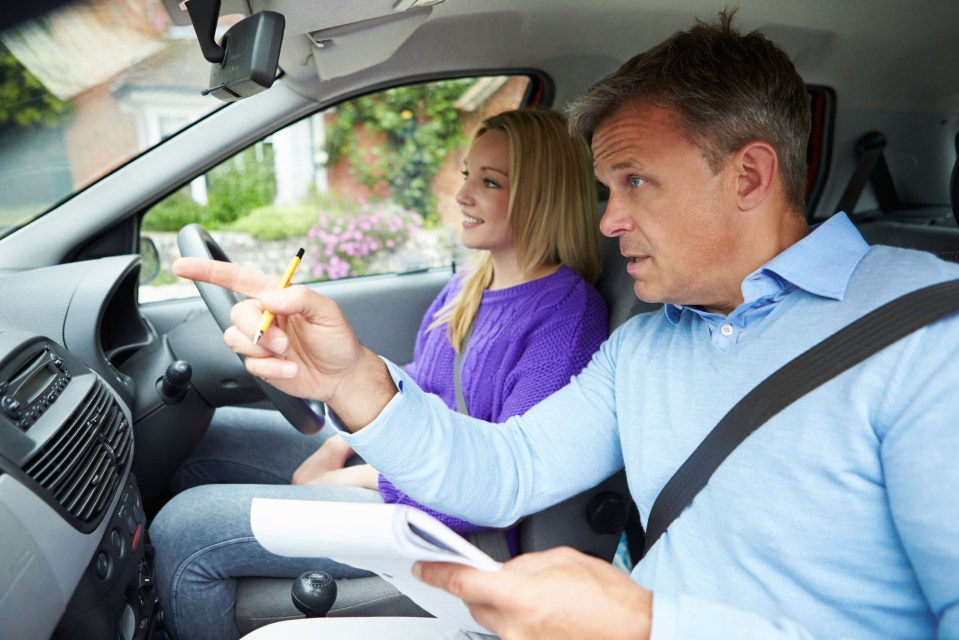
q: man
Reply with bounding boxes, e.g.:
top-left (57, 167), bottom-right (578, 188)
top-left (174, 11), bottom-right (959, 639)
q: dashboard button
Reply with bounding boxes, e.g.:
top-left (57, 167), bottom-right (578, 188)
top-left (95, 551), bottom-right (110, 579)
top-left (1, 396), bottom-right (21, 420)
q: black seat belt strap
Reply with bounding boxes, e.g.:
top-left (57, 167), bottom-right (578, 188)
top-left (642, 278), bottom-right (959, 559)
top-left (837, 131), bottom-right (900, 215)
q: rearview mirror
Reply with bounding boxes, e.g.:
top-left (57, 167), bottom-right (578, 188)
top-left (186, 0), bottom-right (284, 102)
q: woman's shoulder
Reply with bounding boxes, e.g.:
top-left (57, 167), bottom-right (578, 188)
top-left (548, 266), bottom-right (607, 311)
top-left (505, 267), bottom-right (608, 334)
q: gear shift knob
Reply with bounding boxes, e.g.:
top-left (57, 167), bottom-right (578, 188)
top-left (156, 360), bottom-right (192, 405)
top-left (291, 570), bottom-right (337, 618)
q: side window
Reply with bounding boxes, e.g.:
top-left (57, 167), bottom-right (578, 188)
top-left (140, 76), bottom-right (531, 302)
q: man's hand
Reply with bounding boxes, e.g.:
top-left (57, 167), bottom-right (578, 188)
top-left (172, 257), bottom-right (397, 429)
top-left (414, 547), bottom-right (652, 640)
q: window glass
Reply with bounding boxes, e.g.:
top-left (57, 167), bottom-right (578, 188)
top-left (0, 0), bottom-right (231, 237)
top-left (140, 75), bottom-right (531, 302)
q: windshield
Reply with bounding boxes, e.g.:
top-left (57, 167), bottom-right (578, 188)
top-left (0, 0), bottom-right (227, 237)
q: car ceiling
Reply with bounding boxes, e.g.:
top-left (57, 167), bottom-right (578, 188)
top-left (150, 0), bottom-right (959, 115)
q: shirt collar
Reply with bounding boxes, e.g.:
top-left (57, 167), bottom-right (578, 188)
top-left (665, 212), bottom-right (870, 324)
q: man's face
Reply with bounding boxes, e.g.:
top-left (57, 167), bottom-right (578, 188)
top-left (592, 103), bottom-right (747, 312)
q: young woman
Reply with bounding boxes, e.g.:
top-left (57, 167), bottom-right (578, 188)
top-left (150, 108), bottom-right (609, 640)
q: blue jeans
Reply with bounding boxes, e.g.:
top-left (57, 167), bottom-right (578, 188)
top-left (150, 407), bottom-right (382, 640)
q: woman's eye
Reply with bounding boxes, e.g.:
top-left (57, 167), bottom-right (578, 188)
top-left (461, 170), bottom-right (469, 180)
top-left (629, 176), bottom-right (646, 188)
top-left (483, 178), bottom-right (500, 188)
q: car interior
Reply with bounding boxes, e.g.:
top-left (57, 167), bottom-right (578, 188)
top-left (0, 1), bottom-right (958, 639)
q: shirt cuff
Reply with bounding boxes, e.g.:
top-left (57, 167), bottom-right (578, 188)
top-left (326, 357), bottom-right (408, 447)
top-left (649, 591), bottom-right (678, 640)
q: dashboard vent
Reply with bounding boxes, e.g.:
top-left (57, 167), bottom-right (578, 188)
top-left (23, 379), bottom-right (131, 527)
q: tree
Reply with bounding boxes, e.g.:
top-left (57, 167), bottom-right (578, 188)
top-left (325, 79), bottom-right (472, 225)
top-left (0, 42), bottom-right (71, 131)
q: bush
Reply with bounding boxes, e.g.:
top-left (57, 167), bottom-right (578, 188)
top-left (204, 143), bottom-right (277, 226)
top-left (230, 204), bottom-right (317, 240)
top-left (142, 188), bottom-right (204, 231)
top-left (305, 199), bottom-right (422, 280)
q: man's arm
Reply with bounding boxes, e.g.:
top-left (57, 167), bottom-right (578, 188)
top-left (172, 257), bottom-right (395, 430)
top-left (879, 319), bottom-right (959, 637)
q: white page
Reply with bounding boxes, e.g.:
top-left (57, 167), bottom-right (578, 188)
top-left (250, 498), bottom-right (501, 633)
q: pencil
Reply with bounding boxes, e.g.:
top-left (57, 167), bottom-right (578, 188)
top-left (252, 247), bottom-right (305, 345)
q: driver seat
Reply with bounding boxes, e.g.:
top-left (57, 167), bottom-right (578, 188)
top-left (234, 231), bottom-right (650, 635)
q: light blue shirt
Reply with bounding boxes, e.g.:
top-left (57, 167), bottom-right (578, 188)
top-left (341, 213), bottom-right (959, 639)
top-left (666, 214), bottom-right (869, 349)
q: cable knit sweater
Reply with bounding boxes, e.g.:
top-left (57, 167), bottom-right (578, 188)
top-left (378, 265), bottom-right (608, 536)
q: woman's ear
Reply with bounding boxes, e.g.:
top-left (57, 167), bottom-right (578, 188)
top-left (731, 141), bottom-right (778, 211)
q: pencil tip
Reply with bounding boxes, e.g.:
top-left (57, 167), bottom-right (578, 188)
top-left (296, 247), bottom-right (305, 259)
top-left (252, 330), bottom-right (262, 345)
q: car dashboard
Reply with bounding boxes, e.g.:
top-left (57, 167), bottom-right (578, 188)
top-left (0, 255), bottom-right (167, 640)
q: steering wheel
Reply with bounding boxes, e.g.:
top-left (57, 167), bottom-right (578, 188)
top-left (176, 223), bottom-right (325, 435)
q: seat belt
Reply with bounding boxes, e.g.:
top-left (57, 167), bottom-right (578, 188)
top-left (836, 131), bottom-right (900, 215)
top-left (641, 278), bottom-right (959, 559)
top-left (453, 322), bottom-right (474, 415)
top-left (453, 322), bottom-right (513, 562)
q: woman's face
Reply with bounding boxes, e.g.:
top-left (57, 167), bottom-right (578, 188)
top-left (455, 130), bottom-right (514, 258)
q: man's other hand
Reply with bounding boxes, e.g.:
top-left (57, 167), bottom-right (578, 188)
top-left (414, 546), bottom-right (652, 640)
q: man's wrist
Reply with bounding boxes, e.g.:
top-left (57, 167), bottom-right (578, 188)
top-left (327, 347), bottom-right (398, 432)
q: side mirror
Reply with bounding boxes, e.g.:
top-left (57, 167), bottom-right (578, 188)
top-left (139, 236), bottom-right (161, 285)
top-left (186, 0), bottom-right (284, 102)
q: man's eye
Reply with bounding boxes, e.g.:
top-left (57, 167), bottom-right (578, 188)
top-left (629, 176), bottom-right (646, 188)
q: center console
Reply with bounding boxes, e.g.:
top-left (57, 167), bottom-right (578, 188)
top-left (0, 328), bottom-right (158, 640)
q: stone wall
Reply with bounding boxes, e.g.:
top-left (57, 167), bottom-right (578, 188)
top-left (141, 228), bottom-right (467, 303)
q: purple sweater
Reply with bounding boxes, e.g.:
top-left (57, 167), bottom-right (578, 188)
top-left (378, 265), bottom-right (608, 539)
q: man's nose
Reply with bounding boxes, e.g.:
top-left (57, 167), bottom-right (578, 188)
top-left (598, 195), bottom-right (632, 238)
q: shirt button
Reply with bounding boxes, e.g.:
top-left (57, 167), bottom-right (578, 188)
top-left (720, 323), bottom-right (733, 337)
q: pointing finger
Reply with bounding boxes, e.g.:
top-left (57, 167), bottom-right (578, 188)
top-left (173, 257), bottom-right (279, 297)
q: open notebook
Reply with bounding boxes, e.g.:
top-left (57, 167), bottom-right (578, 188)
top-left (250, 498), bottom-right (502, 634)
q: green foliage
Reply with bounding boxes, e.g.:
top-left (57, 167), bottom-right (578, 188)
top-left (205, 143), bottom-right (277, 226)
top-left (0, 43), bottom-right (71, 131)
top-left (325, 79), bottom-right (472, 225)
top-left (142, 143), bottom-right (278, 231)
top-left (142, 187), bottom-right (204, 231)
top-left (230, 204), bottom-right (317, 240)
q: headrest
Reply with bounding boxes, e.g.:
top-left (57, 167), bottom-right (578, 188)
top-left (951, 152), bottom-right (958, 218)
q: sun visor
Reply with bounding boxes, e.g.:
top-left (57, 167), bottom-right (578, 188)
top-left (308, 7), bottom-right (432, 81)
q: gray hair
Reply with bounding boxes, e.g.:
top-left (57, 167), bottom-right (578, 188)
top-left (567, 9), bottom-right (811, 213)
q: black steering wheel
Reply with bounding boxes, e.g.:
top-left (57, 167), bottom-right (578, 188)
top-left (176, 223), bottom-right (325, 435)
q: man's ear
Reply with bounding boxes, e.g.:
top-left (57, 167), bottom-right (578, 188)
top-left (731, 141), bottom-right (778, 211)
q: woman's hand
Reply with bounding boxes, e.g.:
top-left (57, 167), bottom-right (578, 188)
top-left (295, 464), bottom-right (379, 490)
top-left (292, 434), bottom-right (355, 484)
top-left (172, 257), bottom-right (397, 430)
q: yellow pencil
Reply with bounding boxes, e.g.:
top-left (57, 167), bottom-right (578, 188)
top-left (253, 247), bottom-right (304, 345)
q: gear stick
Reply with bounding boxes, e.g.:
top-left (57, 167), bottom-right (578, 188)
top-left (291, 570), bottom-right (337, 618)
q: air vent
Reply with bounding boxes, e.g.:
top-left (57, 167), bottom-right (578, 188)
top-left (23, 379), bottom-right (131, 528)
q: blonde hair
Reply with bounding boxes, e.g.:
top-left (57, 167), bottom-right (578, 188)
top-left (430, 108), bottom-right (602, 352)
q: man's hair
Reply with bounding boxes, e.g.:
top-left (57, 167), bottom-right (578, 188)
top-left (431, 108), bottom-right (602, 351)
top-left (567, 9), bottom-right (811, 213)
